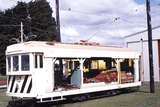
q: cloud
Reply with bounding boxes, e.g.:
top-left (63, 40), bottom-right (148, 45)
top-left (61, 27), bottom-right (79, 37)
top-left (0, 0), bottom-right (159, 46)
top-left (58, 0), bottom-right (149, 46)
top-left (58, 0), bottom-right (160, 46)
top-left (0, 0), bottom-right (31, 10)
top-left (0, 0), bottom-right (16, 10)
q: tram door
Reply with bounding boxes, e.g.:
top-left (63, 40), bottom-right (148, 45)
top-left (33, 53), bottom-right (44, 93)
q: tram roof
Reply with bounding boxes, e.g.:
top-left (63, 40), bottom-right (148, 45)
top-left (6, 41), bottom-right (140, 58)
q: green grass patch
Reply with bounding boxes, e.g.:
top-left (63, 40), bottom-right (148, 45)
top-left (0, 82), bottom-right (159, 107)
top-left (0, 76), bottom-right (7, 81)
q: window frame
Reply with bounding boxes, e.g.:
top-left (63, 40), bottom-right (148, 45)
top-left (6, 53), bottom-right (31, 73)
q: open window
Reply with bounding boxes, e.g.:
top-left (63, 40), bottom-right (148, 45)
top-left (53, 58), bottom-right (83, 90)
top-left (83, 58), bottom-right (135, 84)
top-left (83, 58), bottom-right (118, 83)
top-left (120, 59), bottom-right (134, 83)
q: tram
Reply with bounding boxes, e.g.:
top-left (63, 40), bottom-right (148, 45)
top-left (6, 41), bottom-right (141, 103)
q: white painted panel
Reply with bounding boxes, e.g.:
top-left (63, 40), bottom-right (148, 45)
top-left (152, 42), bottom-right (160, 81)
top-left (44, 58), bottom-right (54, 93)
top-left (37, 82), bottom-right (141, 99)
top-left (142, 42), bottom-right (150, 81)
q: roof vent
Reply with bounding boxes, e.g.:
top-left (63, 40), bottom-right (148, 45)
top-left (46, 42), bottom-right (55, 45)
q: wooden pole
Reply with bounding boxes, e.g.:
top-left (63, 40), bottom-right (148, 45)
top-left (146, 0), bottom-right (155, 93)
top-left (55, 0), bottom-right (61, 42)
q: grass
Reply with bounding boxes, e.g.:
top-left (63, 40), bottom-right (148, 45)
top-left (0, 82), bottom-right (159, 107)
top-left (62, 82), bottom-right (160, 107)
top-left (0, 89), bottom-right (10, 107)
top-left (0, 76), bottom-right (7, 81)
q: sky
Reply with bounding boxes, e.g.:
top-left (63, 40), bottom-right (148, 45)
top-left (0, 0), bottom-right (160, 46)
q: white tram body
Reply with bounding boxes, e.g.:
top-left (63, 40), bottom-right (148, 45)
top-left (6, 41), bottom-right (141, 103)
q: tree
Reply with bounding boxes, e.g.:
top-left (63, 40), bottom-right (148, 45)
top-left (29, 0), bottom-right (57, 41)
top-left (0, 0), bottom-right (58, 75)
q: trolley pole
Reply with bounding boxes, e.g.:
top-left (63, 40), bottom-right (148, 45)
top-left (20, 22), bottom-right (24, 43)
top-left (146, 0), bottom-right (155, 93)
top-left (55, 0), bottom-right (61, 42)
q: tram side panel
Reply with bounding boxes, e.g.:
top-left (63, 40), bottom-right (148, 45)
top-left (42, 57), bottom-right (54, 93)
top-left (32, 56), bottom-right (55, 96)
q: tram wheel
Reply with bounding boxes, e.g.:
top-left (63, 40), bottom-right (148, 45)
top-left (7, 101), bottom-right (16, 107)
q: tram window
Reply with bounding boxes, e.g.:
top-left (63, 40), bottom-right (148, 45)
top-left (91, 60), bottom-right (106, 70)
top-left (7, 57), bottom-right (11, 72)
top-left (34, 54), bottom-right (43, 68)
top-left (98, 60), bottom-right (106, 69)
top-left (21, 55), bottom-right (30, 71)
top-left (39, 55), bottom-right (43, 68)
top-left (120, 59), bottom-right (134, 74)
top-left (91, 60), bottom-right (98, 69)
top-left (35, 55), bottom-right (38, 68)
top-left (13, 56), bottom-right (19, 71)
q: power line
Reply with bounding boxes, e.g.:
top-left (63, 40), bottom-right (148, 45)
top-left (124, 25), bottom-right (160, 38)
top-left (0, 25), bottom-right (20, 27)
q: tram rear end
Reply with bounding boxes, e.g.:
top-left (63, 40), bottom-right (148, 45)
top-left (6, 53), bottom-right (36, 98)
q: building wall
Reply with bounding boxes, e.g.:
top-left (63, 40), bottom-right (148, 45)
top-left (125, 27), bottom-right (160, 82)
top-left (126, 40), bottom-right (160, 81)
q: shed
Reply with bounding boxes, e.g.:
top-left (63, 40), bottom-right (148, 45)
top-left (124, 26), bottom-right (160, 81)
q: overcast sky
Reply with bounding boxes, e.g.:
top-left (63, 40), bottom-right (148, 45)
top-left (0, 0), bottom-right (160, 46)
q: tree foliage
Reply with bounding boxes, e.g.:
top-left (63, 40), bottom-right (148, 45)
top-left (0, 0), bottom-right (58, 75)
